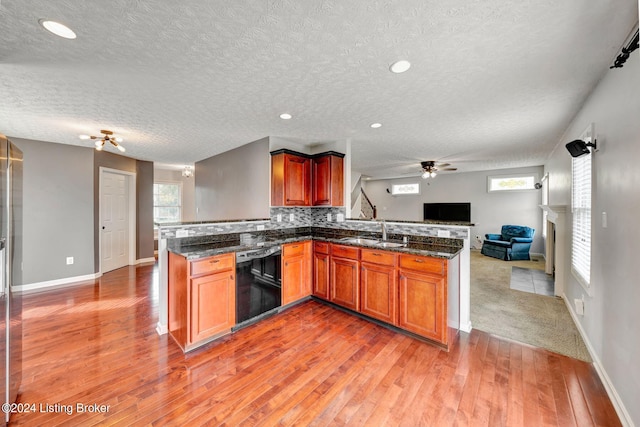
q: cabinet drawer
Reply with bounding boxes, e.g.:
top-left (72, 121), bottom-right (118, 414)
top-left (361, 248), bottom-right (396, 266)
top-left (314, 241), bottom-right (330, 254)
top-left (283, 242), bottom-right (306, 257)
top-left (331, 244), bottom-right (360, 260)
top-left (399, 254), bottom-right (445, 276)
top-left (190, 253), bottom-right (234, 276)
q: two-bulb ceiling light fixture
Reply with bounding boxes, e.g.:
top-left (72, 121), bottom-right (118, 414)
top-left (79, 130), bottom-right (125, 152)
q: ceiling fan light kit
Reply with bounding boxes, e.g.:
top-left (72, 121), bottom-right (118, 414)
top-left (81, 130), bottom-right (125, 153)
top-left (419, 160), bottom-right (457, 179)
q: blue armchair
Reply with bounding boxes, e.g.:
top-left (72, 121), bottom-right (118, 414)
top-left (481, 225), bottom-right (535, 261)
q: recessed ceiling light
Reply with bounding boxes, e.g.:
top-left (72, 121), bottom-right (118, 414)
top-left (279, 113), bottom-right (292, 120)
top-left (39, 19), bottom-right (77, 39)
top-left (370, 123), bottom-right (382, 129)
top-left (78, 134), bottom-right (90, 140)
top-left (389, 60), bottom-right (411, 74)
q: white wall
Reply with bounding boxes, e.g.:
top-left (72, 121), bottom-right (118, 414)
top-left (544, 48), bottom-right (639, 425)
top-left (154, 168), bottom-right (196, 222)
top-left (362, 166), bottom-right (544, 253)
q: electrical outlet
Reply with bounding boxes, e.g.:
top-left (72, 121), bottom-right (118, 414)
top-left (336, 213), bottom-right (344, 222)
top-left (327, 213), bottom-right (332, 222)
top-left (256, 224), bottom-right (265, 231)
top-left (289, 213), bottom-right (295, 221)
top-left (276, 214), bottom-right (282, 222)
top-left (574, 298), bottom-right (585, 315)
top-left (175, 229), bottom-right (188, 238)
top-left (437, 230), bottom-right (450, 238)
top-left (66, 257), bottom-right (74, 265)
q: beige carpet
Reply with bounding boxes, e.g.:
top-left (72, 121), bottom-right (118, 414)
top-left (470, 250), bottom-right (591, 362)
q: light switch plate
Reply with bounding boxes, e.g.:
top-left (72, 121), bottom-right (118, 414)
top-left (256, 224), bottom-right (265, 231)
top-left (336, 213), bottom-right (345, 222)
top-left (437, 230), bottom-right (450, 238)
top-left (175, 229), bottom-right (189, 238)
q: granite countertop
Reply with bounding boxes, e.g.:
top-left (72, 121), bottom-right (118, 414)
top-left (167, 228), bottom-right (462, 261)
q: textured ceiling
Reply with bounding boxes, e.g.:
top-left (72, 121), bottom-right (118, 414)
top-left (1, 1), bottom-right (637, 178)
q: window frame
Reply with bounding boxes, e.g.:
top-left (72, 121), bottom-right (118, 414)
top-left (487, 173), bottom-right (539, 193)
top-left (570, 151), bottom-right (592, 293)
top-left (390, 182), bottom-right (420, 196)
top-left (153, 181), bottom-right (183, 225)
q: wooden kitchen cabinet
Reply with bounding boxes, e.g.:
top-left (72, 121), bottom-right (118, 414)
top-left (168, 252), bottom-right (236, 351)
top-left (271, 150), bottom-right (311, 206)
top-left (312, 152), bottom-right (344, 206)
top-left (398, 254), bottom-right (447, 343)
top-left (312, 241), bottom-right (330, 299)
top-left (330, 244), bottom-right (360, 311)
top-left (282, 241), bottom-right (312, 306)
top-left (360, 249), bottom-right (398, 325)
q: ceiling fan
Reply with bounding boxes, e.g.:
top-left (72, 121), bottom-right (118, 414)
top-left (79, 130), bottom-right (125, 152)
top-left (420, 161), bottom-right (457, 178)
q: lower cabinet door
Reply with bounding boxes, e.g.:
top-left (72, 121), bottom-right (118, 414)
top-left (313, 251), bottom-right (330, 299)
top-left (330, 257), bottom-right (360, 311)
top-left (282, 254), bottom-right (305, 305)
top-left (398, 269), bottom-right (446, 343)
top-left (190, 272), bottom-right (235, 343)
top-left (360, 262), bottom-right (397, 325)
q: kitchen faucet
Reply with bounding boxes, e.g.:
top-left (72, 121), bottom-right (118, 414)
top-left (380, 220), bottom-right (387, 241)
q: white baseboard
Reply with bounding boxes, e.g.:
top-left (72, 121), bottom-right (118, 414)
top-left (459, 320), bottom-right (473, 333)
top-left (562, 294), bottom-right (634, 427)
top-left (156, 322), bottom-right (168, 335)
top-left (16, 272), bottom-right (102, 293)
top-left (136, 257), bottom-right (156, 265)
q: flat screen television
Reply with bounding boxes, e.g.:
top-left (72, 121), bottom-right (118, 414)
top-left (423, 202), bottom-right (471, 222)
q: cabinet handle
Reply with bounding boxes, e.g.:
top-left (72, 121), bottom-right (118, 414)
top-left (210, 260), bottom-right (220, 264)
top-left (414, 259), bottom-right (423, 263)
top-left (292, 245), bottom-right (299, 248)
top-left (230, 275), bottom-right (234, 280)
top-left (372, 253), bottom-right (382, 256)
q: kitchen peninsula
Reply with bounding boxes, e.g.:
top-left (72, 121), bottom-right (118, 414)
top-left (158, 214), bottom-right (471, 352)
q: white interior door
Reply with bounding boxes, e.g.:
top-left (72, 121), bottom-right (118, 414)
top-left (101, 171), bottom-right (129, 273)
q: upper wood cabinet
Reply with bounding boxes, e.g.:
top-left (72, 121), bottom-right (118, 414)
top-left (312, 153), bottom-right (344, 206)
top-left (271, 151), bottom-right (311, 206)
top-left (271, 149), bottom-right (344, 207)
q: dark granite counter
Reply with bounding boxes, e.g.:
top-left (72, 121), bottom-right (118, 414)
top-left (167, 227), bottom-right (463, 261)
top-left (346, 218), bottom-right (475, 227)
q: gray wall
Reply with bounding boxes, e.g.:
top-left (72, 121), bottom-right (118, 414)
top-left (13, 138), bottom-right (95, 284)
top-left (12, 138), bottom-right (155, 286)
top-left (154, 168), bottom-right (196, 221)
top-left (136, 160), bottom-right (154, 259)
top-left (363, 166), bottom-right (544, 253)
top-left (195, 137), bottom-right (270, 220)
top-left (545, 49), bottom-right (639, 424)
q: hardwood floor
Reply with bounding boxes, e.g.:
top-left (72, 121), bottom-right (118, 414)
top-left (11, 263), bottom-right (620, 426)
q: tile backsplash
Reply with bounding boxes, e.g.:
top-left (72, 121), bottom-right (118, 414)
top-left (159, 206), bottom-right (469, 240)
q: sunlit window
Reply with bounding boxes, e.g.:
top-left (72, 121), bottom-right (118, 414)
top-left (487, 174), bottom-right (537, 192)
top-left (391, 183), bottom-right (420, 195)
top-left (153, 182), bottom-right (182, 224)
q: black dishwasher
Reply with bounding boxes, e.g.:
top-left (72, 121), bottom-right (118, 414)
top-left (235, 245), bottom-right (282, 326)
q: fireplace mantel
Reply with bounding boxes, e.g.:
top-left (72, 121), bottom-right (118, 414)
top-left (539, 205), bottom-right (567, 296)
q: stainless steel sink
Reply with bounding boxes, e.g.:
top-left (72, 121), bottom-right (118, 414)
top-left (340, 237), bottom-right (380, 245)
top-left (340, 237), bottom-right (406, 248)
top-left (375, 241), bottom-right (405, 248)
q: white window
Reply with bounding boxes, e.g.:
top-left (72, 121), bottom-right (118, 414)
top-left (391, 183), bottom-right (420, 195)
top-left (487, 174), bottom-right (537, 192)
top-left (154, 182), bottom-right (182, 224)
top-left (571, 154), bottom-right (591, 289)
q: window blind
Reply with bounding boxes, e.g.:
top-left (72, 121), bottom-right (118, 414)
top-left (571, 154), bottom-right (591, 287)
